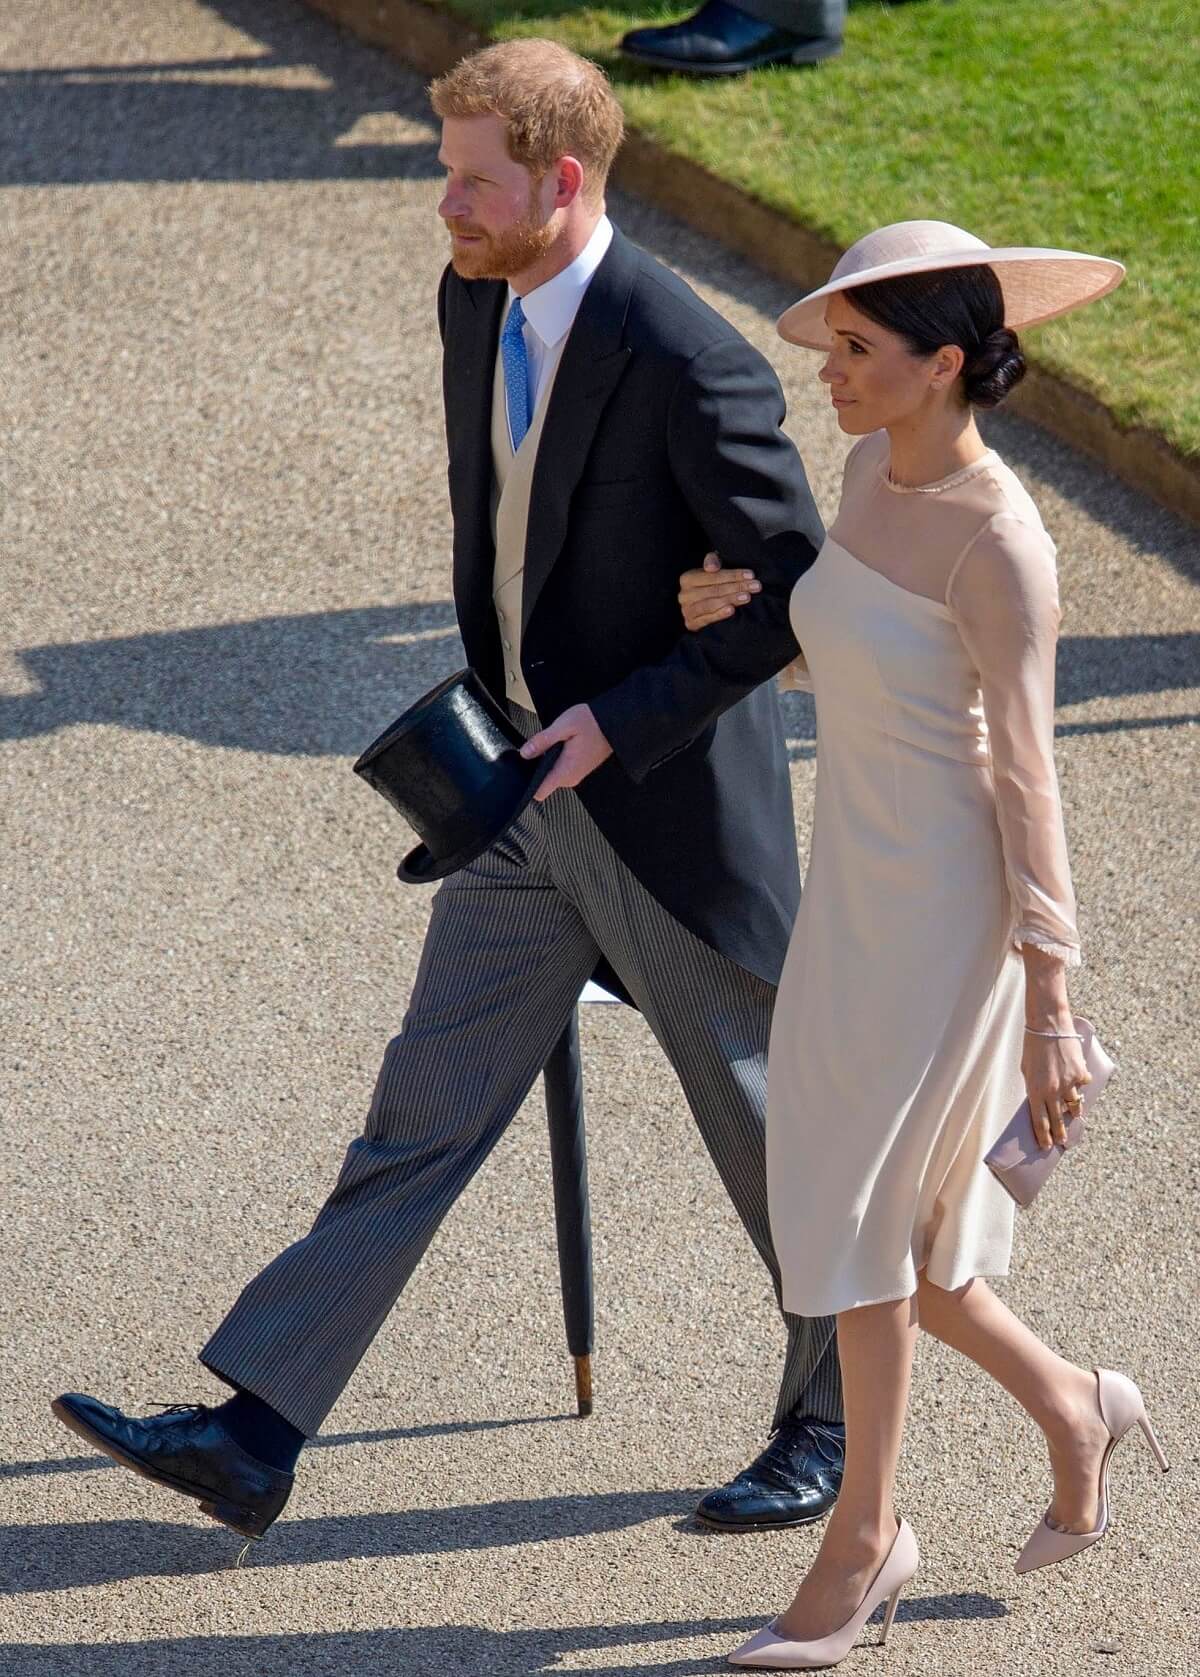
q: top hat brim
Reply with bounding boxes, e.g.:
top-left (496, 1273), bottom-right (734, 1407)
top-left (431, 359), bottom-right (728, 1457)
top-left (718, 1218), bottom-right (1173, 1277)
top-left (395, 742), bottom-right (561, 885)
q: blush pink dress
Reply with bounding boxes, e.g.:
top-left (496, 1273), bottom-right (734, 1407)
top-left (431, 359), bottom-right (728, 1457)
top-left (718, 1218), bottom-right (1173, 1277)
top-left (769, 431), bottom-right (1081, 1316)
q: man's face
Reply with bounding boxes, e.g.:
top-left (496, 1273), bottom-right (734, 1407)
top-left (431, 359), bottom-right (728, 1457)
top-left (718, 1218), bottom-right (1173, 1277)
top-left (437, 115), bottom-right (556, 281)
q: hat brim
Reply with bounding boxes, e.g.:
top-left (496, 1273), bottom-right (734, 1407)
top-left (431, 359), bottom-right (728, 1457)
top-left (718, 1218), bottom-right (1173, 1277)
top-left (395, 742), bottom-right (561, 885)
top-left (777, 247), bottom-right (1125, 350)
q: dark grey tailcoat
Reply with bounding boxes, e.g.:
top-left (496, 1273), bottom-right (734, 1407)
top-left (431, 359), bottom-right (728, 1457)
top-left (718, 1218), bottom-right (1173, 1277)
top-left (438, 225), bottom-right (824, 986)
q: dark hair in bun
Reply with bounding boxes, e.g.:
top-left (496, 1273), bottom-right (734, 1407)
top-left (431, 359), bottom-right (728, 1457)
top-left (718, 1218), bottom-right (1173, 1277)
top-left (960, 324), bottom-right (1026, 408)
top-left (847, 263), bottom-right (1027, 408)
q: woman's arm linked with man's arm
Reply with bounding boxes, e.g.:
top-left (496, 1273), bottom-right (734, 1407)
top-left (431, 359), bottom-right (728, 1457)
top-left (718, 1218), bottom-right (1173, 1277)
top-left (521, 336), bottom-right (823, 797)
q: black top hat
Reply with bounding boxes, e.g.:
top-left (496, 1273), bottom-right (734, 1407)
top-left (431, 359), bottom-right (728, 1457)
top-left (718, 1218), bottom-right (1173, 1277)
top-left (352, 669), bottom-right (559, 884)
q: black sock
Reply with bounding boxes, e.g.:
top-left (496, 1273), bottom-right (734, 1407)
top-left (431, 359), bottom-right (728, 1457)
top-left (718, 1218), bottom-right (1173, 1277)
top-left (212, 1389), bottom-right (305, 1473)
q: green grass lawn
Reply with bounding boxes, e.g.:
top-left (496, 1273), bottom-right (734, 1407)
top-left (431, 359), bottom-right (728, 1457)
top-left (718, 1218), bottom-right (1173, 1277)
top-left (434, 0), bottom-right (1200, 459)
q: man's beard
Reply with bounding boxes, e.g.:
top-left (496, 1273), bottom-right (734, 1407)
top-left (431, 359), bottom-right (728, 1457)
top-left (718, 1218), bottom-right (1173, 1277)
top-left (447, 198), bottom-right (556, 281)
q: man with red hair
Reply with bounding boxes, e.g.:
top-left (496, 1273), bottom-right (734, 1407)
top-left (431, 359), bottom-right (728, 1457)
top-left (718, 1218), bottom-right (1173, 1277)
top-left (53, 39), bottom-right (844, 1550)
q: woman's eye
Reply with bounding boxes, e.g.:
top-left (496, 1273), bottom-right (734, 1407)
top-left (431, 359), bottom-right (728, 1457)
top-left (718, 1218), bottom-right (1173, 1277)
top-left (849, 341), bottom-right (866, 355)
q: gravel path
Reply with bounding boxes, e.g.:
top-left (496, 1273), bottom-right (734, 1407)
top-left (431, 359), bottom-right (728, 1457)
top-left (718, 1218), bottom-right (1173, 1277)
top-left (2, 3), bottom-right (1197, 1673)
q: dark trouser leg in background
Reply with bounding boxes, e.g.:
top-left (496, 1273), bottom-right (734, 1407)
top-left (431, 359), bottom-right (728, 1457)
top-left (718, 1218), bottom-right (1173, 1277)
top-left (529, 777), bottom-right (844, 1531)
top-left (620, 0), bottom-right (845, 75)
top-left (538, 782), bottom-right (841, 1431)
top-left (736, 0), bottom-right (845, 37)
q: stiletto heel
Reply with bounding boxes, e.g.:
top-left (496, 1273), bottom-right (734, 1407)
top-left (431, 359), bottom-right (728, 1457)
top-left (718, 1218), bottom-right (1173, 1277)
top-left (728, 1519), bottom-right (919, 1668)
top-left (878, 1586), bottom-right (903, 1645)
top-left (1138, 1414), bottom-right (1169, 1473)
top-left (1015, 1368), bottom-right (1164, 1576)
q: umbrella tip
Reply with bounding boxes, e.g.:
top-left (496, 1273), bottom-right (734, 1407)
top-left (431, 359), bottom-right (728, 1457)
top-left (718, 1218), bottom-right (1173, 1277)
top-left (573, 1354), bottom-right (593, 1418)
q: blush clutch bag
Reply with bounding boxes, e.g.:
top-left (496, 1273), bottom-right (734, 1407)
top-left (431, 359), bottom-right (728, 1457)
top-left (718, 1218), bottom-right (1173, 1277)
top-left (985, 1018), bottom-right (1116, 1209)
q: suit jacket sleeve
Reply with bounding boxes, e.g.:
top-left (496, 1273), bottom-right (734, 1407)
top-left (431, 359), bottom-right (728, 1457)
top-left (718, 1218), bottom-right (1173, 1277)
top-left (588, 337), bottom-right (823, 783)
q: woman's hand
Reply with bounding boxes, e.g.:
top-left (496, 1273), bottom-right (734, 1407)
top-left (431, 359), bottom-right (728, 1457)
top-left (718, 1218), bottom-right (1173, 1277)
top-left (678, 552), bottom-right (761, 631)
top-left (1021, 945), bottom-right (1091, 1148)
top-left (1021, 1031), bottom-right (1092, 1149)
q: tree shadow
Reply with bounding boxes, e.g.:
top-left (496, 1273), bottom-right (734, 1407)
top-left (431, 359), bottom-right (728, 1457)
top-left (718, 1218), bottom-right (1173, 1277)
top-left (4, 606), bottom-right (1193, 765)
top-left (0, 1410), bottom-right (571, 1481)
top-left (0, 1490), bottom-right (709, 1592)
top-left (0, 1620), bottom-right (751, 1677)
top-left (0, 1598), bottom-right (1006, 1677)
top-left (0, 0), bottom-right (442, 187)
top-left (1054, 631), bottom-right (1200, 718)
top-left (0, 601), bottom-right (462, 759)
top-left (983, 408), bottom-right (1200, 587)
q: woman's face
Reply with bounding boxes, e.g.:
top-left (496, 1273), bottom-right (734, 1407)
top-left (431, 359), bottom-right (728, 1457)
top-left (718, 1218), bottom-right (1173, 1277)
top-left (817, 291), bottom-right (961, 434)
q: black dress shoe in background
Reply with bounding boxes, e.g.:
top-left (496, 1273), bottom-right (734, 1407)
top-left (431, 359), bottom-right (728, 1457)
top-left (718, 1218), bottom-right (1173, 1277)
top-left (620, 0), bottom-right (842, 76)
top-left (695, 1416), bottom-right (844, 1529)
top-left (51, 1392), bottom-right (293, 1539)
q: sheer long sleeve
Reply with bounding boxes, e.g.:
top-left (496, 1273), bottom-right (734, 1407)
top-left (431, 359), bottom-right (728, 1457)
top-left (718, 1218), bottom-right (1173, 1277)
top-left (948, 513), bottom-right (1081, 967)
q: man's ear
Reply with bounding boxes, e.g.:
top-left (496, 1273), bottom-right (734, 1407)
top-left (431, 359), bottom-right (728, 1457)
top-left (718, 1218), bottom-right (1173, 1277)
top-left (551, 156), bottom-right (586, 209)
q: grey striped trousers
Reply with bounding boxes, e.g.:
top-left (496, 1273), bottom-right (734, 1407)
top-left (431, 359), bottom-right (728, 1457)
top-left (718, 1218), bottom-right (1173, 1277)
top-left (201, 711), bottom-right (841, 1437)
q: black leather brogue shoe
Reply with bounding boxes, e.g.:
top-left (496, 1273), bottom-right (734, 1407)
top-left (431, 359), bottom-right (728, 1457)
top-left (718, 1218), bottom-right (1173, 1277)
top-left (620, 0), bottom-right (842, 76)
top-left (695, 1416), bottom-right (844, 1530)
top-left (51, 1392), bottom-right (293, 1539)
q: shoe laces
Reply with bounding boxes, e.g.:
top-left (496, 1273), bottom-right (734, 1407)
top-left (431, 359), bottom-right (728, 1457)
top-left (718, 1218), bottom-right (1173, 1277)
top-left (150, 1402), bottom-right (207, 1418)
top-left (798, 1418), bottom-right (845, 1452)
top-left (762, 1417), bottom-right (843, 1472)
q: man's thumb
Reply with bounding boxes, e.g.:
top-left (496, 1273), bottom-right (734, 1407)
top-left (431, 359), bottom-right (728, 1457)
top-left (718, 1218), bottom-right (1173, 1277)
top-left (520, 721), bottom-right (563, 758)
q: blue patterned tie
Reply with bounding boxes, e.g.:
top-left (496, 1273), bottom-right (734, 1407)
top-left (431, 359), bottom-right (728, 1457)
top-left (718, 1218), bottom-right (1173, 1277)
top-left (500, 295), bottom-right (532, 453)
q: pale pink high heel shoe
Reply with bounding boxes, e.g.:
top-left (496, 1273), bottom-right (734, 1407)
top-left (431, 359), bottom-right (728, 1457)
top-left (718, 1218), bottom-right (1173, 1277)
top-left (1015, 1367), bottom-right (1169, 1575)
top-left (728, 1517), bottom-right (919, 1669)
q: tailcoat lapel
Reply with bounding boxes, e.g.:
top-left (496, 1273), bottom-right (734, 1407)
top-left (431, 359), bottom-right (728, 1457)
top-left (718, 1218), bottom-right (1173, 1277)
top-left (445, 277), bottom-right (506, 648)
top-left (443, 231), bottom-right (638, 661)
top-left (521, 230), bottom-right (637, 632)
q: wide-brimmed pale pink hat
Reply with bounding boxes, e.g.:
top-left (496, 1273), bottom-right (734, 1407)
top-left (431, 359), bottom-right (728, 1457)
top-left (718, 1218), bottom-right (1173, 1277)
top-left (777, 220), bottom-right (1125, 349)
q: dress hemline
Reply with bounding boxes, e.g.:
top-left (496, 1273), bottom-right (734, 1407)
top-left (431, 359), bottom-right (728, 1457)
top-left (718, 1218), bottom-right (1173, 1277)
top-left (783, 1261), bottom-right (1013, 1318)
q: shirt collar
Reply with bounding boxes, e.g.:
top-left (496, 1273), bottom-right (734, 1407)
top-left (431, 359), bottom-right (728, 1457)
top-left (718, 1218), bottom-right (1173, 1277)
top-left (510, 216), bottom-right (614, 350)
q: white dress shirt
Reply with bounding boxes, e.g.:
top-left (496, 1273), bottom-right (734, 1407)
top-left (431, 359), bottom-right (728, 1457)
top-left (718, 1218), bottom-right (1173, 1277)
top-left (506, 215), bottom-right (614, 411)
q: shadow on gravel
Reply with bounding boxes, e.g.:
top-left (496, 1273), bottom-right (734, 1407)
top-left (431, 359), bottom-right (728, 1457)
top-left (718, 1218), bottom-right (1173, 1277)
top-left (3, 608), bottom-right (1195, 760)
top-left (0, 1622), bottom-right (738, 1677)
top-left (985, 409), bottom-right (1200, 588)
top-left (0, 0), bottom-right (440, 187)
top-left (0, 1410), bottom-right (572, 1481)
top-left (1, 1490), bottom-right (712, 1591)
top-left (0, 1600), bottom-right (1006, 1675)
top-left (1054, 633), bottom-right (1200, 737)
top-left (0, 602), bottom-right (463, 758)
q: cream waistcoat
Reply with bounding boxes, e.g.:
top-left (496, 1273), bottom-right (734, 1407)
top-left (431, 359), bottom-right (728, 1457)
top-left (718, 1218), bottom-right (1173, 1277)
top-left (490, 337), bottom-right (567, 713)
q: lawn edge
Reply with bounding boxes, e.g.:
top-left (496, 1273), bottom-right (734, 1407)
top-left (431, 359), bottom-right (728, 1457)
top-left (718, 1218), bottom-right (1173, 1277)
top-left (304, 0), bottom-right (1200, 528)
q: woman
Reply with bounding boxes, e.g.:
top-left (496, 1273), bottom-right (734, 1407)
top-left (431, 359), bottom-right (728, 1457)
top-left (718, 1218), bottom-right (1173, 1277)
top-left (677, 222), bottom-right (1168, 1670)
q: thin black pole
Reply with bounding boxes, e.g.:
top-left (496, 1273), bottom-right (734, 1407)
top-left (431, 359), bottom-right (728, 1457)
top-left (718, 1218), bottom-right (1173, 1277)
top-left (543, 1008), bottom-right (594, 1417)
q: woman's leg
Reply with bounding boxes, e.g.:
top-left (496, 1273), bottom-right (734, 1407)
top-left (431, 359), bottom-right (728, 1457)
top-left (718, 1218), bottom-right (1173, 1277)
top-left (916, 1275), bottom-right (1111, 1532)
top-left (776, 1294), bottom-right (918, 1639)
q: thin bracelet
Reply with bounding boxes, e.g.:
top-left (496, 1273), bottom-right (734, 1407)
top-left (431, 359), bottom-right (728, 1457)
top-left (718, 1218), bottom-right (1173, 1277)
top-left (1024, 1027), bottom-right (1084, 1040)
